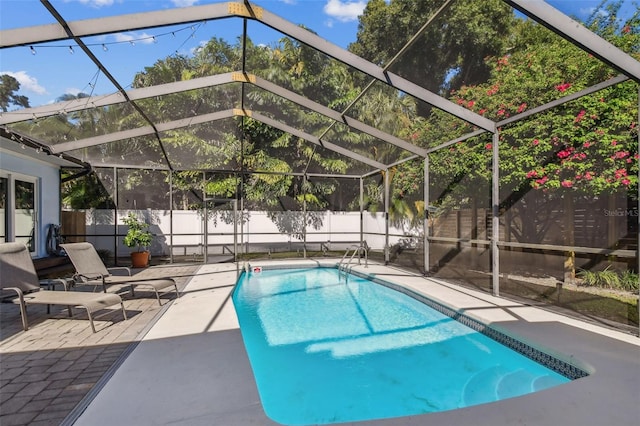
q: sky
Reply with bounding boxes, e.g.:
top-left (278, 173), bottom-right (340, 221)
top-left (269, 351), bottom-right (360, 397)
top-left (0, 0), bottom-right (636, 109)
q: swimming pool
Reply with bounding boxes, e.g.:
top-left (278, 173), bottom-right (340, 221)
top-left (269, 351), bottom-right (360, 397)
top-left (233, 266), bottom-right (585, 425)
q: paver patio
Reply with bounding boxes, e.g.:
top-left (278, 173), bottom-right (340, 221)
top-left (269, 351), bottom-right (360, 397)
top-left (0, 264), bottom-right (200, 426)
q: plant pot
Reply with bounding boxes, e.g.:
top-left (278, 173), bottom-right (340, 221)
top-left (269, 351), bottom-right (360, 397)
top-left (131, 251), bottom-right (150, 268)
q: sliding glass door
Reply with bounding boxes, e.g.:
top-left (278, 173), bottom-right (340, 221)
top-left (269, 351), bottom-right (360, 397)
top-left (15, 179), bottom-right (36, 251)
top-left (0, 177), bottom-right (7, 243)
top-left (0, 172), bottom-right (38, 253)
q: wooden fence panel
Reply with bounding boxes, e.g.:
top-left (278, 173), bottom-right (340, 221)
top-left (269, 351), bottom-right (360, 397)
top-left (61, 211), bottom-right (86, 243)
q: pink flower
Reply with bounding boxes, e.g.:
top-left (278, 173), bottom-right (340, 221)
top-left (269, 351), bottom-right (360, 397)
top-left (561, 180), bottom-right (573, 188)
top-left (497, 109), bottom-right (505, 116)
top-left (557, 149), bottom-right (571, 159)
top-left (614, 151), bottom-right (629, 159)
top-left (621, 178), bottom-right (631, 186)
top-left (532, 139), bottom-right (539, 146)
top-left (517, 103), bottom-right (527, 113)
top-left (584, 172), bottom-right (593, 180)
top-left (614, 169), bottom-right (627, 179)
top-left (467, 100), bottom-right (475, 108)
top-left (535, 176), bottom-right (548, 185)
top-left (611, 140), bottom-right (617, 146)
top-left (485, 143), bottom-right (492, 150)
top-left (478, 108), bottom-right (487, 115)
top-left (486, 85), bottom-right (499, 96)
top-left (572, 153), bottom-right (587, 160)
top-left (583, 141), bottom-right (592, 148)
top-left (526, 170), bottom-right (538, 178)
top-left (574, 110), bottom-right (586, 123)
top-left (555, 82), bottom-right (571, 92)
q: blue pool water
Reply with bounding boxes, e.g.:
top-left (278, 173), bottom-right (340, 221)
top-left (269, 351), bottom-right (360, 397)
top-left (233, 267), bottom-right (573, 425)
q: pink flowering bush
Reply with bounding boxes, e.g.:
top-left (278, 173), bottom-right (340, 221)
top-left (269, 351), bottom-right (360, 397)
top-left (405, 9), bottom-right (638, 204)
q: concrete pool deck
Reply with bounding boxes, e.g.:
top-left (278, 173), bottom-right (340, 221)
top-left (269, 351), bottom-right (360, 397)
top-left (3, 260), bottom-right (638, 425)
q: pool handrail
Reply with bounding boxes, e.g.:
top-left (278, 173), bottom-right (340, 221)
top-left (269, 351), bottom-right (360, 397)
top-left (339, 244), bottom-right (368, 277)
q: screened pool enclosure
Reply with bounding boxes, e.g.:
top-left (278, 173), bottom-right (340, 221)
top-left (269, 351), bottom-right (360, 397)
top-left (1, 0), bottom-right (638, 330)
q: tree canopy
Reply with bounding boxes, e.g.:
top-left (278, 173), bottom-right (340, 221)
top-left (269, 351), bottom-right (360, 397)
top-left (350, 0), bottom-right (516, 116)
top-left (0, 74), bottom-right (30, 112)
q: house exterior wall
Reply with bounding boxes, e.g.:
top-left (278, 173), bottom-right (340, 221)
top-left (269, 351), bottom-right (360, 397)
top-left (0, 148), bottom-right (61, 258)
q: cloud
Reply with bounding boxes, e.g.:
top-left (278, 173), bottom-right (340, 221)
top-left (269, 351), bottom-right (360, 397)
top-left (1, 71), bottom-right (47, 95)
top-left (579, 6), bottom-right (609, 20)
top-left (189, 40), bottom-right (208, 56)
top-left (67, 0), bottom-right (118, 7)
top-left (171, 0), bottom-right (199, 6)
top-left (113, 32), bottom-right (157, 44)
top-left (64, 87), bottom-right (83, 96)
top-left (323, 0), bottom-right (366, 23)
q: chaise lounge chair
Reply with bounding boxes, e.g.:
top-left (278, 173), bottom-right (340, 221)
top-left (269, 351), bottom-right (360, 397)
top-left (61, 242), bottom-right (179, 305)
top-left (0, 242), bottom-right (127, 333)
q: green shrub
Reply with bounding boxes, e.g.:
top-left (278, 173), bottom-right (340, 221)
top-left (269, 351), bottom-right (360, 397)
top-left (619, 270), bottom-right (639, 292)
top-left (577, 266), bottom-right (637, 291)
top-left (96, 249), bottom-right (112, 264)
top-left (576, 269), bottom-right (598, 286)
top-left (598, 266), bottom-right (621, 289)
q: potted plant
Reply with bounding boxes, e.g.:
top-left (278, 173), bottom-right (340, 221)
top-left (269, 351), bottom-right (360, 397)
top-left (122, 212), bottom-right (153, 268)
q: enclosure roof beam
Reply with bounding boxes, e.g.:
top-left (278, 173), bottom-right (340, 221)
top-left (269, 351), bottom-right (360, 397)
top-left (426, 129), bottom-right (489, 154)
top-left (497, 74), bottom-right (630, 127)
top-left (87, 164), bottom-right (361, 179)
top-left (90, 163), bottom-right (170, 171)
top-left (251, 75), bottom-right (427, 157)
top-left (504, 0), bottom-right (640, 83)
top-left (0, 2), bottom-right (234, 47)
top-left (50, 110), bottom-right (236, 153)
top-left (0, 73), bottom-right (238, 125)
top-left (246, 111), bottom-right (386, 171)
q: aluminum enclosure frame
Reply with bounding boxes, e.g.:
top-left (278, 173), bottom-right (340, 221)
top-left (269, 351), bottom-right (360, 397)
top-left (1, 0), bottom-right (638, 327)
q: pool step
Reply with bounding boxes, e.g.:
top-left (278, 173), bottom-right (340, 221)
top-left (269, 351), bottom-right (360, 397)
top-left (496, 369), bottom-right (536, 399)
top-left (462, 366), bottom-right (553, 406)
top-left (532, 374), bottom-right (566, 392)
